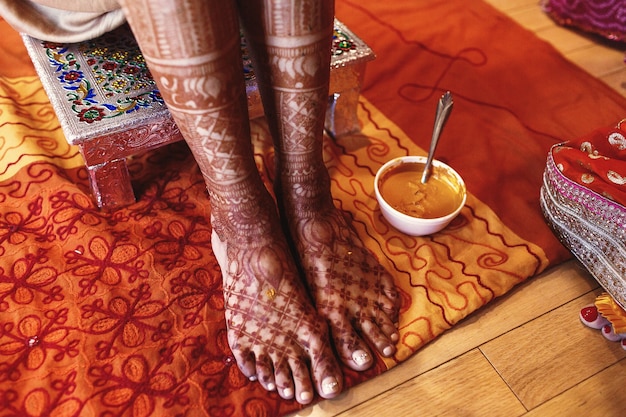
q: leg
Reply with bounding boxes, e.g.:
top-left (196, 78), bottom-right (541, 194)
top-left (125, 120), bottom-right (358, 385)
top-left (83, 154), bottom-right (135, 208)
top-left (239, 0), bottom-right (401, 370)
top-left (116, 0), bottom-right (342, 403)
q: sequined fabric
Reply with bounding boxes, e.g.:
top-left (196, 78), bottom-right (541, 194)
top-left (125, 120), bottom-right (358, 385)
top-left (541, 121), bottom-right (626, 310)
top-left (542, 0), bottom-right (626, 42)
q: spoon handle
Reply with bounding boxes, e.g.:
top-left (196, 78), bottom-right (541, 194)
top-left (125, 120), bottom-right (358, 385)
top-left (421, 91), bottom-right (454, 183)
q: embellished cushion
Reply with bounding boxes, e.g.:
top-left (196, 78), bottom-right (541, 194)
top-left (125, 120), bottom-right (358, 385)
top-left (541, 120), bottom-right (626, 309)
top-left (541, 0), bottom-right (626, 42)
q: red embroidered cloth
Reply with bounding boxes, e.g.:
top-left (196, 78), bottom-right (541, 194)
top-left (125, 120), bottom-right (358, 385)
top-left (552, 122), bottom-right (626, 206)
top-left (2, 1), bottom-right (626, 416)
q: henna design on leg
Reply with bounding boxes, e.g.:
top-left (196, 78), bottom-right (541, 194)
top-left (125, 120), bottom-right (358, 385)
top-left (239, 0), bottom-right (401, 371)
top-left (117, 0), bottom-right (342, 403)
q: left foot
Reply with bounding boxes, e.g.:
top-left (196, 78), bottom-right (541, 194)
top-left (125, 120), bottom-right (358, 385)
top-left (279, 170), bottom-right (401, 371)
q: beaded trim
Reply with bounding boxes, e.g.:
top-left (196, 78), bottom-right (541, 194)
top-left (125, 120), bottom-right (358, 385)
top-left (541, 144), bottom-right (626, 309)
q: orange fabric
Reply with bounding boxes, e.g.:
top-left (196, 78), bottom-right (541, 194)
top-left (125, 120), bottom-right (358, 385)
top-left (334, 0), bottom-right (626, 265)
top-left (332, 100), bottom-right (549, 366)
top-left (0, 23), bottom-right (35, 77)
top-left (2, 0), bottom-right (626, 415)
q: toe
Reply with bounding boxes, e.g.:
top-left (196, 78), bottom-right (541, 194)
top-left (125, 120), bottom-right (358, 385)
top-left (331, 323), bottom-right (374, 371)
top-left (273, 360), bottom-right (296, 401)
top-left (255, 355), bottom-right (277, 392)
top-left (310, 344), bottom-right (343, 400)
top-left (375, 307), bottom-right (400, 343)
top-left (350, 348), bottom-right (374, 370)
top-left (360, 318), bottom-right (396, 357)
top-left (319, 375), bottom-right (342, 399)
top-left (379, 272), bottom-right (401, 320)
top-left (287, 357), bottom-right (315, 404)
top-left (231, 348), bottom-right (258, 381)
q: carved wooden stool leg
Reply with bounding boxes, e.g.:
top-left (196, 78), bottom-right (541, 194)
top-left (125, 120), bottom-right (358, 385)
top-left (325, 29), bottom-right (372, 138)
top-left (83, 154), bottom-right (135, 209)
top-left (326, 87), bottom-right (361, 138)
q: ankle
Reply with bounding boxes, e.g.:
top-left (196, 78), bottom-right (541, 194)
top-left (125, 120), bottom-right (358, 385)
top-left (208, 179), bottom-right (279, 243)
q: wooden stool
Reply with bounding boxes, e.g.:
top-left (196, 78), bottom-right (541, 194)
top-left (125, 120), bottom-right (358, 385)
top-left (21, 19), bottom-right (374, 209)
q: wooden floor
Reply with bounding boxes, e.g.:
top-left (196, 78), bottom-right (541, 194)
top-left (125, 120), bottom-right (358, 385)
top-left (292, 1), bottom-right (626, 416)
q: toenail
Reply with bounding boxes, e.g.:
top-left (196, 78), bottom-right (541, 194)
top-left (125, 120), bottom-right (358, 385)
top-left (352, 350), bottom-right (370, 366)
top-left (383, 345), bottom-right (394, 357)
top-left (249, 375), bottom-right (258, 382)
top-left (267, 382), bottom-right (276, 391)
top-left (391, 332), bottom-right (399, 342)
top-left (322, 377), bottom-right (340, 395)
top-left (300, 391), bottom-right (312, 402)
top-left (283, 387), bottom-right (294, 398)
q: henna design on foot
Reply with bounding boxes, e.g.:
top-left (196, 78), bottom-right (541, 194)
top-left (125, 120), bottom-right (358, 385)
top-left (210, 178), bottom-right (344, 404)
top-left (211, 206), bottom-right (343, 403)
top-left (284, 182), bottom-right (401, 371)
top-left (118, 0), bottom-right (346, 402)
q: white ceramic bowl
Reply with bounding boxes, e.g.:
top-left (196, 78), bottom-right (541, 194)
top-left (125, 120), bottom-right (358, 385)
top-left (374, 156), bottom-right (467, 236)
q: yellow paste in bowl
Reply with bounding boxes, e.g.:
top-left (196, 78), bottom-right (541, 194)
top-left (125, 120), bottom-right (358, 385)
top-left (378, 162), bottom-right (464, 219)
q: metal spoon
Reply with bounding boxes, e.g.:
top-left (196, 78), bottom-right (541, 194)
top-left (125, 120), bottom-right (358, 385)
top-left (421, 91), bottom-right (454, 183)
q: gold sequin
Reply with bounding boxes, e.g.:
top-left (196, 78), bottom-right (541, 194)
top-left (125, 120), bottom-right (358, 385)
top-left (266, 288), bottom-right (276, 300)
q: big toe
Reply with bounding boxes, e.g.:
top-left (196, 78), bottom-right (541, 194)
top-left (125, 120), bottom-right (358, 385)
top-left (331, 322), bottom-right (375, 371)
top-left (310, 344), bottom-right (344, 399)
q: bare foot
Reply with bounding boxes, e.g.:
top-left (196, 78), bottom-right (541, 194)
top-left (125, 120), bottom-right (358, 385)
top-left (210, 186), bottom-right (343, 404)
top-left (235, 0), bottom-right (395, 375)
top-left (279, 171), bottom-right (401, 371)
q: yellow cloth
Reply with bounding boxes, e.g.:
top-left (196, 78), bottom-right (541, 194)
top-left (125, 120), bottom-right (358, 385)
top-left (323, 98), bottom-right (550, 364)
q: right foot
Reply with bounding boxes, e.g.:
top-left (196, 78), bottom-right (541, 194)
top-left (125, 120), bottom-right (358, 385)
top-left (210, 185), bottom-right (343, 404)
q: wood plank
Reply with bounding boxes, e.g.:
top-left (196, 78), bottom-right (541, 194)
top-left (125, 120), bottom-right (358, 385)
top-left (535, 26), bottom-right (595, 54)
top-left (525, 359), bottom-right (626, 416)
top-left (505, 6), bottom-right (555, 32)
top-left (480, 292), bottom-right (626, 410)
top-left (564, 44), bottom-right (626, 77)
top-left (337, 350), bottom-right (526, 417)
top-left (600, 71), bottom-right (626, 99)
top-left (411, 260), bottom-right (597, 373)
top-left (483, 0), bottom-right (538, 12)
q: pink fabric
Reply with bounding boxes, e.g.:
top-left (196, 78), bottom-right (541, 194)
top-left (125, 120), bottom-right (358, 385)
top-left (542, 0), bottom-right (626, 42)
